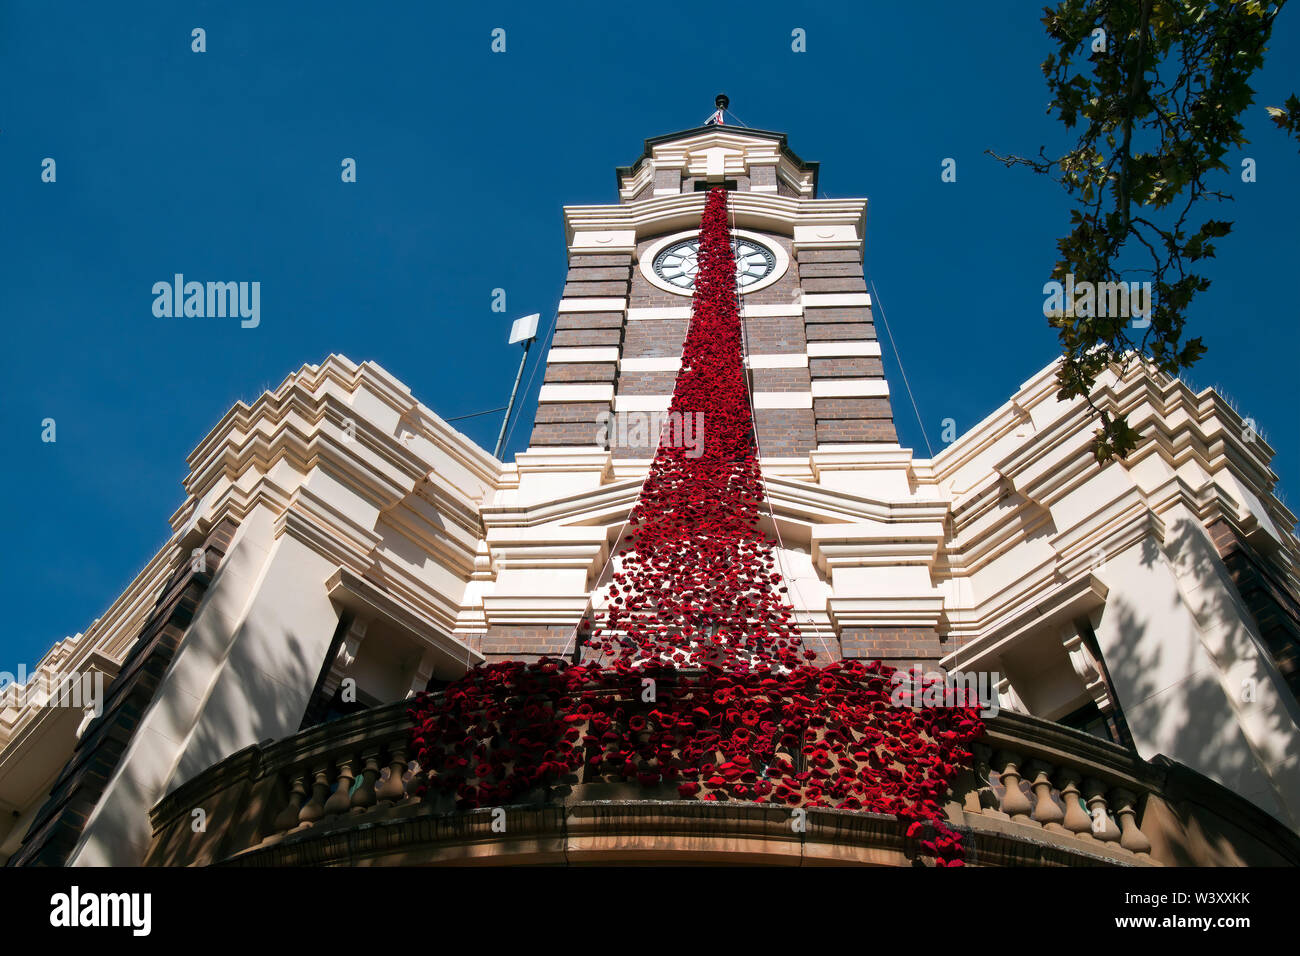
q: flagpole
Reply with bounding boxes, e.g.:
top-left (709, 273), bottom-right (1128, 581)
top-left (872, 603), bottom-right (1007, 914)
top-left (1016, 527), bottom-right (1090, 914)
top-left (494, 338), bottom-right (532, 459)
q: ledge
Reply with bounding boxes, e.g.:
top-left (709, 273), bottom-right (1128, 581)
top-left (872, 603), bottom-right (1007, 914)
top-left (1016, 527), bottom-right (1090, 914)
top-left (145, 691), bottom-right (1300, 867)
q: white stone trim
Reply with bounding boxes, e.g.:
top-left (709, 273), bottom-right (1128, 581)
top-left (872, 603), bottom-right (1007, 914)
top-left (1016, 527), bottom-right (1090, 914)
top-left (792, 224), bottom-right (861, 247)
top-left (616, 389), bottom-right (815, 411)
top-left (570, 229), bottom-right (636, 254)
top-left (627, 306), bottom-right (692, 321)
top-left (810, 379), bottom-right (890, 398)
top-left (618, 354), bottom-right (813, 371)
top-left (626, 303), bottom-right (805, 323)
top-left (740, 303), bottom-right (804, 317)
top-left (753, 392), bottom-right (814, 409)
top-left (621, 357), bottom-right (682, 372)
top-left (613, 394), bottom-right (672, 412)
top-left (816, 442), bottom-right (903, 452)
top-left (807, 341), bottom-right (882, 357)
top-left (537, 383), bottom-right (615, 403)
top-left (547, 347), bottom-right (621, 363)
top-left (565, 193), bottom-right (866, 249)
top-left (801, 292), bottom-right (872, 308)
top-left (557, 297), bottom-right (626, 313)
top-left (746, 353), bottom-right (808, 369)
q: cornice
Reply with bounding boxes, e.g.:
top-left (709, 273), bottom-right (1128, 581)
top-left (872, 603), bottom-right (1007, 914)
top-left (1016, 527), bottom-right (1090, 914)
top-left (564, 192), bottom-right (867, 249)
top-left (613, 125), bottom-right (819, 196)
top-left (484, 526), bottom-right (610, 571)
top-left (481, 595), bottom-right (591, 628)
top-left (371, 557), bottom-right (470, 636)
top-left (944, 573), bottom-right (1111, 672)
top-left (828, 595), bottom-right (946, 630)
top-left (325, 568), bottom-right (481, 668)
top-left (275, 486), bottom-right (381, 573)
top-left (181, 356), bottom-right (501, 521)
top-left (812, 520), bottom-right (947, 575)
top-left (483, 476), bottom-right (642, 529)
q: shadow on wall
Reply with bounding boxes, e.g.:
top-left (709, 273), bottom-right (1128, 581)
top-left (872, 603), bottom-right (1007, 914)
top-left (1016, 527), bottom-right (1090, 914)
top-left (168, 540), bottom-right (326, 786)
top-left (70, 525), bottom-right (328, 866)
top-left (1097, 523), bottom-right (1300, 847)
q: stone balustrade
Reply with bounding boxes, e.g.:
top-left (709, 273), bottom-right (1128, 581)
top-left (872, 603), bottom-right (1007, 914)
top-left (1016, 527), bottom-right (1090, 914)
top-left (145, 688), bottom-right (1300, 867)
top-left (946, 712), bottom-right (1161, 863)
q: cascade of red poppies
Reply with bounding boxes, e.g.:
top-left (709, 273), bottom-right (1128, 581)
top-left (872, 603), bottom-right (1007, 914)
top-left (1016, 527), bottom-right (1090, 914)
top-left (584, 187), bottom-right (802, 671)
top-left (408, 188), bottom-right (983, 866)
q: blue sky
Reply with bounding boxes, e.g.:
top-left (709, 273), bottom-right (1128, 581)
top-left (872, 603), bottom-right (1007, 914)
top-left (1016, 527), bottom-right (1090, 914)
top-left (2, 2), bottom-right (1297, 668)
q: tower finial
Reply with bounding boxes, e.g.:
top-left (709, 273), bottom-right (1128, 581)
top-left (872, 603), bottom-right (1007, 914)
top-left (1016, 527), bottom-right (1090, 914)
top-left (707, 93), bottom-right (728, 126)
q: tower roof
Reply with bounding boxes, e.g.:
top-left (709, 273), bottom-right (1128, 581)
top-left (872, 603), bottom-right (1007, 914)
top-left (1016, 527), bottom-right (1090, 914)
top-left (615, 125), bottom-right (820, 199)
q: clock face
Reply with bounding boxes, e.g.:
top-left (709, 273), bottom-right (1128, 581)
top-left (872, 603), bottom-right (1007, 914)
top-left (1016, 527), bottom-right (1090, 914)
top-left (651, 236), bottom-right (778, 293)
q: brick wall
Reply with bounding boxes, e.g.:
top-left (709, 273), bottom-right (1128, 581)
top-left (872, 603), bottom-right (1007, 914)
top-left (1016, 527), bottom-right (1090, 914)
top-left (839, 626), bottom-right (947, 668)
top-left (544, 363), bottom-right (616, 384)
top-left (809, 357), bottom-right (884, 378)
top-left (527, 254), bottom-right (630, 449)
top-left (477, 625), bottom-right (576, 663)
top-left (1207, 517), bottom-right (1300, 703)
top-left (798, 249), bottom-right (898, 447)
top-left (814, 396), bottom-right (898, 445)
top-left (741, 316), bottom-right (804, 354)
top-left (754, 408), bottom-right (817, 457)
top-left (623, 319), bottom-right (689, 358)
top-left (752, 367), bottom-right (811, 391)
top-left (529, 227), bottom-right (898, 460)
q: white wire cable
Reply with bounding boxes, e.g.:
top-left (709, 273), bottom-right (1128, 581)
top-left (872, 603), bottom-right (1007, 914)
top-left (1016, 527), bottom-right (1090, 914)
top-left (561, 190), bottom-right (832, 663)
top-left (728, 195), bottom-right (834, 654)
top-left (702, 107), bottom-right (754, 130)
top-left (556, 272), bottom-right (701, 662)
top-left (869, 278), bottom-right (934, 458)
top-left (819, 186), bottom-right (935, 460)
top-left (495, 294), bottom-right (641, 663)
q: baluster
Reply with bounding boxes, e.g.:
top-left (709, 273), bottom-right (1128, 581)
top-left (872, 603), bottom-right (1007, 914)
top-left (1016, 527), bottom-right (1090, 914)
top-left (298, 766), bottom-right (331, 826)
top-left (351, 751), bottom-right (381, 813)
top-left (1028, 760), bottom-right (1065, 831)
top-left (1109, 787), bottom-right (1151, 853)
top-left (1056, 768), bottom-right (1093, 837)
top-left (324, 757), bottom-right (355, 815)
top-left (1083, 777), bottom-right (1121, 842)
top-left (272, 773), bottom-right (308, 832)
top-left (994, 751), bottom-right (1033, 821)
top-left (404, 759), bottom-right (426, 802)
top-left (377, 745), bottom-right (409, 805)
top-left (963, 743), bottom-right (997, 815)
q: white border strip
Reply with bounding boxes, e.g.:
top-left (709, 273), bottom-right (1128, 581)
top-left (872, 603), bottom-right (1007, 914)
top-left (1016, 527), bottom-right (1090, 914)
top-left (753, 392), bottom-right (813, 409)
top-left (810, 379), bottom-right (890, 398)
top-left (801, 292), bottom-right (872, 308)
top-left (548, 347), bottom-right (621, 363)
top-left (537, 384), bottom-right (616, 403)
top-left (557, 297), bottom-right (627, 313)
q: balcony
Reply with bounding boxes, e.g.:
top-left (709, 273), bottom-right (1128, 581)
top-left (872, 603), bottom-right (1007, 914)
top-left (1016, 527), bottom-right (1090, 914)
top-left (145, 691), bottom-right (1300, 867)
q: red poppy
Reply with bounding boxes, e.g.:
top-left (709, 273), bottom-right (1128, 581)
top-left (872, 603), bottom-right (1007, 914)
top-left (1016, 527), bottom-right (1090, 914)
top-left (404, 188), bottom-right (985, 866)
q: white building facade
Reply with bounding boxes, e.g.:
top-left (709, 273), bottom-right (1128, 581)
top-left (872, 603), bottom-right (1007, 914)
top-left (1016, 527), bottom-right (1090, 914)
top-left (4, 125), bottom-right (1299, 867)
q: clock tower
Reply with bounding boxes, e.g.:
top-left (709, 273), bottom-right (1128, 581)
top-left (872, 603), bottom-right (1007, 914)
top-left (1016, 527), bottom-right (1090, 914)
top-left (525, 119), bottom-right (896, 459)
